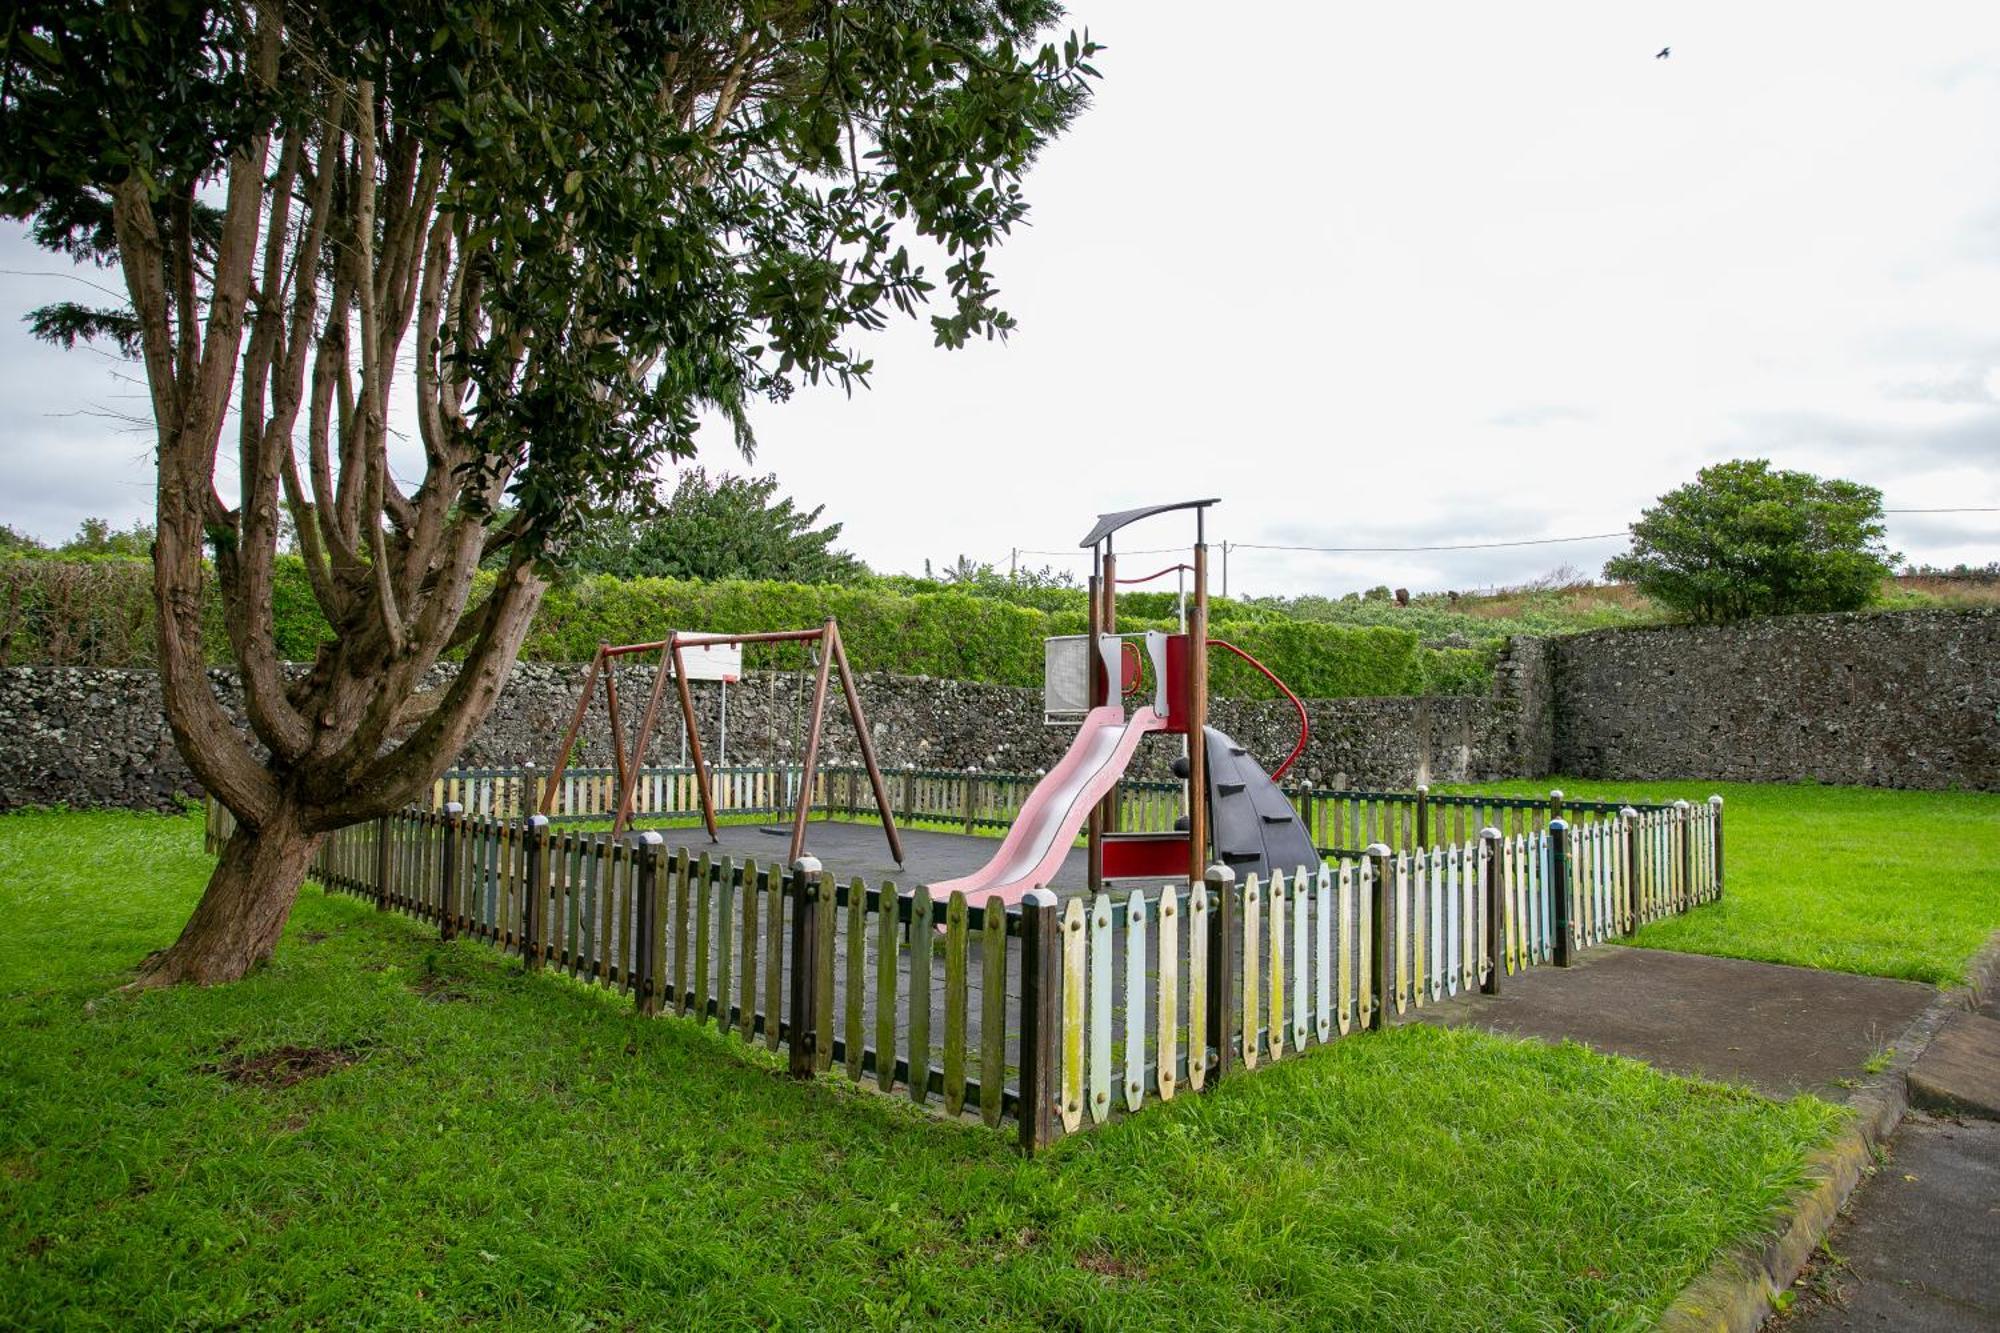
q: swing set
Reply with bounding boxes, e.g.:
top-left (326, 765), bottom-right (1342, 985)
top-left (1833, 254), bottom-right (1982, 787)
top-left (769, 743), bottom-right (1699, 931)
top-left (540, 619), bottom-right (904, 867)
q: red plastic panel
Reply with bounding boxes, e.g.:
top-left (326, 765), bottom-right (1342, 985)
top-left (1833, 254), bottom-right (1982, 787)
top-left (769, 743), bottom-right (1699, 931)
top-left (1103, 832), bottom-right (1193, 878)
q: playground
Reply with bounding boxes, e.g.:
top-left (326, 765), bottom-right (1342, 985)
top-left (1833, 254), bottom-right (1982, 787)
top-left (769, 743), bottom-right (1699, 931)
top-left (199, 501), bottom-right (1729, 1151)
top-left (535, 498), bottom-right (1318, 903)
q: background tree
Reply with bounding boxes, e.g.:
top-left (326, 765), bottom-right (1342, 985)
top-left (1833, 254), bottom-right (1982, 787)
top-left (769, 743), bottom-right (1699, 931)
top-left (1605, 459), bottom-right (1898, 623)
top-left (1, 0), bottom-right (1097, 985)
top-left (0, 524), bottom-right (46, 554)
top-left (568, 469), bottom-right (865, 584)
top-left (61, 517), bottom-right (157, 558)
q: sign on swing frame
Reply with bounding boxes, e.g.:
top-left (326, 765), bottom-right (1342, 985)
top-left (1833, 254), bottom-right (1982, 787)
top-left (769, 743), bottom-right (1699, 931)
top-left (676, 639), bottom-right (742, 683)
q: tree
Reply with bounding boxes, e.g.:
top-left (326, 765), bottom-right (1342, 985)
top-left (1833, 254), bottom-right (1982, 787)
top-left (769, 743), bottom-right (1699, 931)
top-left (1604, 460), bottom-right (1899, 623)
top-left (0, 524), bottom-right (46, 554)
top-left (62, 517), bottom-right (156, 557)
top-left (569, 469), bottom-right (864, 584)
top-left (2, 1), bottom-right (1098, 985)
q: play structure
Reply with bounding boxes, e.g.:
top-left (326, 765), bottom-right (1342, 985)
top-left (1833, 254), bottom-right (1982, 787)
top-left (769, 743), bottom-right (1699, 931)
top-left (929, 498), bottom-right (1317, 904)
top-left (543, 499), bottom-right (1313, 901)
top-left (540, 620), bottom-right (903, 865)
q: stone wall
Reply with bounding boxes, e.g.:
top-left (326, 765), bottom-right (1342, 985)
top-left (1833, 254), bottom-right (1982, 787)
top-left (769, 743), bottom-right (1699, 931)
top-left (1551, 609), bottom-right (2000, 790)
top-left (9, 610), bottom-right (1991, 809)
top-left (0, 641), bottom-right (1549, 811)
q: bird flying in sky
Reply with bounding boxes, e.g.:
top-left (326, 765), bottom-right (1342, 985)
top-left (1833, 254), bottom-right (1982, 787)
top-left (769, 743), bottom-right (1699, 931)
top-left (1656, 47), bottom-right (1671, 59)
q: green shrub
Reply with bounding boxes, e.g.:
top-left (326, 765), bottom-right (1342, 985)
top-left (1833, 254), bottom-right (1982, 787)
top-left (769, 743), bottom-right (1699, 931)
top-left (1, 558), bottom-right (1499, 699)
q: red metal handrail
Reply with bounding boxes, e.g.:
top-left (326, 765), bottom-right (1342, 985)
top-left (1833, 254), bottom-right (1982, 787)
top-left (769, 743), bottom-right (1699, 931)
top-left (1114, 562), bottom-right (1192, 586)
top-left (1207, 638), bottom-right (1309, 782)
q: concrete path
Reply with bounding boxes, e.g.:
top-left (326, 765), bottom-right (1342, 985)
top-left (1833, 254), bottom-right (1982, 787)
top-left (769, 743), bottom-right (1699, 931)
top-left (1780, 1113), bottom-right (2000, 1332)
top-left (1781, 987), bottom-right (2000, 1332)
top-left (1413, 945), bottom-right (1935, 1102)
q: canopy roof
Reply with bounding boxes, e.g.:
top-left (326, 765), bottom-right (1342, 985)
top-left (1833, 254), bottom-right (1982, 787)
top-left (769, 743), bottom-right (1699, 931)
top-left (1078, 498), bottom-right (1220, 549)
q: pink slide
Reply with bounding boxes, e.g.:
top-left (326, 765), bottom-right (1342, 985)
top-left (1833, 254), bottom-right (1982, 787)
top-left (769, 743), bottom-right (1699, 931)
top-left (928, 705), bottom-right (1168, 906)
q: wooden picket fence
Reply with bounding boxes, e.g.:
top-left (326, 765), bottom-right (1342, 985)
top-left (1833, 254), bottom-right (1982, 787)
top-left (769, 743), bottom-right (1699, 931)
top-left (202, 775), bottom-right (1721, 1152)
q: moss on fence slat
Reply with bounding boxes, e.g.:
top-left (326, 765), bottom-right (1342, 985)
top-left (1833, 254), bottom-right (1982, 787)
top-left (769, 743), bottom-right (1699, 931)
top-left (0, 556), bottom-right (1496, 698)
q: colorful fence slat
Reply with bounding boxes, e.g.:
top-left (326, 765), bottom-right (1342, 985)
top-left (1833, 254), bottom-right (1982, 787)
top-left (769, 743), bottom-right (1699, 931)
top-left (207, 765), bottom-right (1723, 1154)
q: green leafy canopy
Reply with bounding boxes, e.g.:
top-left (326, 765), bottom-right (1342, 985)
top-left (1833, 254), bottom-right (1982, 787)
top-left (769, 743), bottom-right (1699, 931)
top-left (566, 468), bottom-right (867, 584)
top-left (1, 1), bottom-right (1103, 554)
top-left (1604, 459), bottom-right (1900, 623)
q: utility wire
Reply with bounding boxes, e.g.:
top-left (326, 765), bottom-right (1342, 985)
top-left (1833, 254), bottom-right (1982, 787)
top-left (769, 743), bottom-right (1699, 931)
top-left (1005, 506), bottom-right (1994, 564)
top-left (1233, 532), bottom-right (1629, 554)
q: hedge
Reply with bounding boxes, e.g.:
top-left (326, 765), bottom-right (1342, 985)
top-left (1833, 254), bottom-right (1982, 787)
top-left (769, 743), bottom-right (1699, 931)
top-left (0, 557), bottom-right (1498, 699)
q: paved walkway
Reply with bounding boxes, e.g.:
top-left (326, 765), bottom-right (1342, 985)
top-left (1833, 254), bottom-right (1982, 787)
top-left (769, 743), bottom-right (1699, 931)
top-left (1782, 1113), bottom-right (2000, 1331)
top-left (1782, 988), bottom-right (2000, 1333)
top-left (1413, 944), bottom-right (1935, 1102)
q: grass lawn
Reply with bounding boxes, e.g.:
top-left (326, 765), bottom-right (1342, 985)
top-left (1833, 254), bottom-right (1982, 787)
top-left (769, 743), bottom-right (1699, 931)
top-left (1, 810), bottom-right (1844, 1330)
top-left (1445, 780), bottom-right (2000, 986)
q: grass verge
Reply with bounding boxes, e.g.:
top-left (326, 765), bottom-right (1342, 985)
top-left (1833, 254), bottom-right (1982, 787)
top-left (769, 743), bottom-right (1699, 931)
top-left (1444, 780), bottom-right (2000, 985)
top-left (1, 810), bottom-right (1843, 1329)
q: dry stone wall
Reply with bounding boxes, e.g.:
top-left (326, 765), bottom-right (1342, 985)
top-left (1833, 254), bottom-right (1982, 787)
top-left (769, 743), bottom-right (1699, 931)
top-left (0, 638), bottom-right (1550, 811)
top-left (1551, 609), bottom-right (2000, 790)
top-left (17, 610), bottom-right (1989, 810)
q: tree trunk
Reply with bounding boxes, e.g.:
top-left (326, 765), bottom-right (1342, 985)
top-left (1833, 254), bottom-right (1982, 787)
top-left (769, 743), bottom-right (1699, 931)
top-left (136, 804), bottom-right (325, 987)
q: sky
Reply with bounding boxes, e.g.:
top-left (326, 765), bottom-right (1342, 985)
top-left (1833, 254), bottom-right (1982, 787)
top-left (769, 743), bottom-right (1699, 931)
top-left (2, 1), bottom-right (1997, 597)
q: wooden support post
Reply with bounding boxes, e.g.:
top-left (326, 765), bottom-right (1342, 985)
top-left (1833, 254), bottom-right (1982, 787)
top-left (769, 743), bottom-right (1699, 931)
top-left (1018, 888), bottom-right (1061, 1155)
top-left (787, 856), bottom-right (823, 1078)
top-left (1187, 543), bottom-right (1210, 886)
top-left (1548, 787), bottom-right (1564, 828)
top-left (668, 638), bottom-right (720, 844)
top-left (1367, 843), bottom-right (1392, 1028)
top-left (1480, 827), bottom-right (1503, 995)
top-left (787, 625), bottom-right (837, 866)
top-left (1414, 783), bottom-right (1430, 851)
top-left (542, 648), bottom-right (606, 815)
top-left (522, 815), bottom-right (549, 970)
top-left (827, 624), bottom-right (904, 865)
top-left (439, 802), bottom-right (463, 941)
top-left (634, 832), bottom-right (664, 1015)
top-left (1204, 863), bottom-right (1237, 1083)
top-left (1549, 818), bottom-right (1573, 966)
top-left (1620, 806), bottom-right (1639, 936)
top-left (375, 815), bottom-right (392, 911)
top-left (1709, 795), bottom-right (1725, 900)
top-left (1086, 566), bottom-right (1105, 894)
top-left (962, 771), bottom-right (977, 834)
top-left (603, 652), bottom-right (630, 812)
top-left (1674, 800), bottom-right (1692, 913)
top-left (1099, 548), bottom-right (1120, 838)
